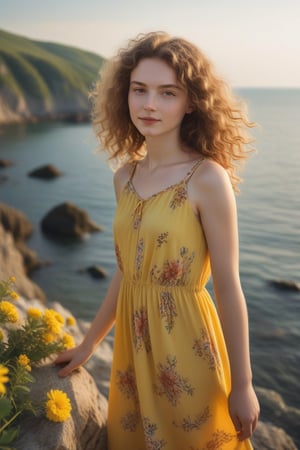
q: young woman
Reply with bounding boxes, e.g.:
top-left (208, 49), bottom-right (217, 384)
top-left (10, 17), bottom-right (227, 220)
top-left (56, 31), bottom-right (260, 450)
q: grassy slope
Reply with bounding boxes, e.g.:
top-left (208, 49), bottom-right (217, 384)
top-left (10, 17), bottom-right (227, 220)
top-left (0, 29), bottom-right (104, 117)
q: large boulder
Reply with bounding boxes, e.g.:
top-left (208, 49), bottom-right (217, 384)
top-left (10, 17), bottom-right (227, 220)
top-left (0, 224), bottom-right (46, 301)
top-left (0, 202), bottom-right (33, 241)
top-left (41, 202), bottom-right (103, 238)
top-left (28, 164), bottom-right (62, 179)
top-left (14, 366), bottom-right (108, 450)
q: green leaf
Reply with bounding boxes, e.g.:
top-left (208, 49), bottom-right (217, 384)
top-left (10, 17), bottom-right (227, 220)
top-left (0, 425), bottom-right (19, 446)
top-left (0, 398), bottom-right (12, 420)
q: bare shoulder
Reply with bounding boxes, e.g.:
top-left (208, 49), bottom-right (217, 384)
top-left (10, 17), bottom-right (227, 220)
top-left (113, 162), bottom-right (133, 199)
top-left (189, 159), bottom-right (235, 212)
top-left (194, 159), bottom-right (232, 192)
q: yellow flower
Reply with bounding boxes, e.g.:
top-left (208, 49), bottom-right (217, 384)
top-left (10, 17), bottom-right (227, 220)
top-left (44, 309), bottom-right (64, 334)
top-left (18, 354), bottom-right (31, 371)
top-left (0, 365), bottom-right (9, 395)
top-left (62, 333), bottom-right (75, 349)
top-left (8, 276), bottom-right (16, 283)
top-left (45, 389), bottom-right (72, 422)
top-left (43, 332), bottom-right (57, 344)
top-left (0, 329), bottom-right (3, 341)
top-left (9, 291), bottom-right (19, 300)
top-left (66, 316), bottom-right (76, 327)
top-left (0, 301), bottom-right (18, 323)
top-left (27, 307), bottom-right (43, 319)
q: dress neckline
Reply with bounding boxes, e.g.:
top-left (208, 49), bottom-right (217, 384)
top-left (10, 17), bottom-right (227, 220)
top-left (128, 158), bottom-right (204, 202)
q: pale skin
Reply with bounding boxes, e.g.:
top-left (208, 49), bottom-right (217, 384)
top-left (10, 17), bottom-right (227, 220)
top-left (55, 57), bottom-right (259, 441)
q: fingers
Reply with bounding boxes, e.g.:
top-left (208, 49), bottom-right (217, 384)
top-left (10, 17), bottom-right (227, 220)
top-left (54, 349), bottom-right (79, 377)
top-left (234, 416), bottom-right (258, 441)
top-left (57, 361), bottom-right (79, 378)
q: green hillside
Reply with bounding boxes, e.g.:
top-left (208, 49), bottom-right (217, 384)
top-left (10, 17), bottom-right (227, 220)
top-left (0, 29), bottom-right (105, 124)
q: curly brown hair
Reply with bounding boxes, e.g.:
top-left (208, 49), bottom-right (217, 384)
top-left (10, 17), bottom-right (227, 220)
top-left (91, 31), bottom-right (255, 190)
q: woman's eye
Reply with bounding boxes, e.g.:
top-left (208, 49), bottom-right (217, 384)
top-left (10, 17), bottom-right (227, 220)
top-left (133, 88), bottom-right (145, 94)
top-left (163, 91), bottom-right (175, 97)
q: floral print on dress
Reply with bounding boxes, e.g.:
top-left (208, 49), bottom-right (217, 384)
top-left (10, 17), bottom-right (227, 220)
top-left (202, 429), bottom-right (235, 449)
top-left (120, 410), bottom-right (140, 432)
top-left (159, 291), bottom-right (178, 333)
top-left (115, 244), bottom-right (123, 272)
top-left (169, 183), bottom-right (188, 210)
top-left (193, 329), bottom-right (220, 371)
top-left (150, 247), bottom-right (195, 287)
top-left (156, 232), bottom-right (169, 248)
top-left (134, 238), bottom-right (144, 280)
top-left (143, 417), bottom-right (167, 450)
top-left (116, 366), bottom-right (138, 402)
top-left (132, 307), bottom-right (151, 353)
top-left (172, 406), bottom-right (211, 431)
top-left (154, 355), bottom-right (194, 406)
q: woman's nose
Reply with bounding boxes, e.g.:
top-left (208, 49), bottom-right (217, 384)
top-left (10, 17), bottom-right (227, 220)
top-left (143, 94), bottom-right (156, 111)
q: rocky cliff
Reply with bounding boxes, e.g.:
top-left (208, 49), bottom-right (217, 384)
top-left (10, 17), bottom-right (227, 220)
top-left (0, 29), bottom-right (104, 125)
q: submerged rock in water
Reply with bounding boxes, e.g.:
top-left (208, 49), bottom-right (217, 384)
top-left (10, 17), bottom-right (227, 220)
top-left (0, 159), bottom-right (13, 167)
top-left (41, 202), bottom-right (103, 238)
top-left (28, 163), bottom-right (62, 179)
top-left (80, 265), bottom-right (108, 279)
top-left (269, 279), bottom-right (300, 292)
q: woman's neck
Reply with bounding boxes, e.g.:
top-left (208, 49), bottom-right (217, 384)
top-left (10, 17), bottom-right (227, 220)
top-left (144, 136), bottom-right (189, 168)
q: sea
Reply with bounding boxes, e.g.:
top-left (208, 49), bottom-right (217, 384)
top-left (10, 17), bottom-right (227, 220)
top-left (0, 88), bottom-right (300, 437)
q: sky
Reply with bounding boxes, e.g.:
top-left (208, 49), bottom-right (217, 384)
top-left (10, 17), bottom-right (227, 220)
top-left (1, 0), bottom-right (299, 87)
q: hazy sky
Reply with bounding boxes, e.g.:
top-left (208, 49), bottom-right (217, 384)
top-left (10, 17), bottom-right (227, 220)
top-left (1, 0), bottom-right (299, 87)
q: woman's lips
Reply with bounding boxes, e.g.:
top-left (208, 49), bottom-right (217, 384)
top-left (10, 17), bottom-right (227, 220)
top-left (139, 117), bottom-right (160, 124)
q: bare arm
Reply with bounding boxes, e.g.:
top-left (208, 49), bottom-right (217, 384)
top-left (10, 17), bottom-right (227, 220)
top-left (56, 267), bottom-right (122, 377)
top-left (56, 165), bottom-right (131, 377)
top-left (190, 160), bottom-right (259, 440)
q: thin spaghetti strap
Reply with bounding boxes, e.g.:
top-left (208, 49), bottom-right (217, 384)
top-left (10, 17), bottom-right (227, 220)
top-left (128, 161), bottom-right (138, 182)
top-left (184, 158), bottom-right (204, 183)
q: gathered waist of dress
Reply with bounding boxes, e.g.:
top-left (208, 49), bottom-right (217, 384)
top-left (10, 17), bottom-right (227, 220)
top-left (120, 277), bottom-right (206, 294)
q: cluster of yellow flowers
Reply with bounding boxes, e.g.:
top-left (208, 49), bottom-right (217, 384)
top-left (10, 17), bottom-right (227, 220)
top-left (0, 277), bottom-right (77, 446)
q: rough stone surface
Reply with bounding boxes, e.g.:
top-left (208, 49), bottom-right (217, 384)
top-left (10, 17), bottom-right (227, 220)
top-left (13, 366), bottom-right (108, 450)
top-left (41, 202), bottom-right (103, 238)
top-left (0, 224), bottom-right (46, 301)
top-left (252, 421), bottom-right (297, 450)
top-left (0, 202), bottom-right (33, 241)
top-left (255, 386), bottom-right (300, 448)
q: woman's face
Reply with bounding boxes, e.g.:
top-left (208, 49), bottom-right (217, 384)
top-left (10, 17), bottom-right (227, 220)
top-left (128, 58), bottom-right (191, 140)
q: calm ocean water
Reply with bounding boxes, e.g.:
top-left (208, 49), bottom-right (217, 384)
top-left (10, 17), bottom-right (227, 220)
top-left (0, 89), bottom-right (300, 422)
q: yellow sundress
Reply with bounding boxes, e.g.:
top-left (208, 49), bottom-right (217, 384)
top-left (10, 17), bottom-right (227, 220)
top-left (108, 160), bottom-right (253, 450)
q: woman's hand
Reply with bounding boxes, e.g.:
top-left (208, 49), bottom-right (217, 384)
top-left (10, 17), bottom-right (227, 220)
top-left (228, 383), bottom-right (260, 441)
top-left (55, 342), bottom-right (94, 377)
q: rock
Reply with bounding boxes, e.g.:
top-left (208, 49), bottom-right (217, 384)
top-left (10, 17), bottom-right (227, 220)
top-left (41, 202), bottom-right (103, 238)
top-left (252, 421), bottom-right (297, 450)
top-left (28, 164), bottom-right (62, 179)
top-left (0, 202), bottom-right (33, 241)
top-left (269, 279), bottom-right (300, 292)
top-left (255, 386), bottom-right (300, 448)
top-left (0, 159), bottom-right (13, 167)
top-left (13, 365), bottom-right (108, 450)
top-left (0, 202), bottom-right (47, 274)
top-left (0, 224), bottom-right (46, 301)
top-left (81, 265), bottom-right (108, 279)
top-left (16, 241), bottom-right (50, 274)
